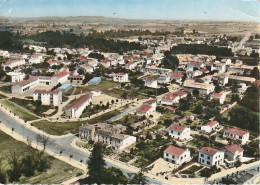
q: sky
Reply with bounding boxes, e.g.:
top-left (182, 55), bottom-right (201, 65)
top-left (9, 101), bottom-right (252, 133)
top-left (0, 0), bottom-right (259, 22)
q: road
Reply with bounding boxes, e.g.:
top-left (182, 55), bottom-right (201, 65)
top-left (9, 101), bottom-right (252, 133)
top-left (0, 109), bottom-right (163, 184)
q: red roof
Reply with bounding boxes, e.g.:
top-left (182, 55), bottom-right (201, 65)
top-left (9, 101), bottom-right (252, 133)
top-left (170, 73), bottom-right (183, 78)
top-left (146, 77), bottom-right (157, 82)
top-left (212, 92), bottom-right (223, 98)
top-left (47, 59), bottom-right (63, 64)
top-left (172, 91), bottom-right (187, 96)
top-left (188, 61), bottom-right (203, 66)
top-left (223, 144), bottom-right (243, 154)
top-left (78, 56), bottom-right (86, 60)
top-left (126, 61), bottom-right (134, 65)
top-left (101, 59), bottom-right (110, 63)
top-left (162, 93), bottom-right (177, 101)
top-left (170, 124), bottom-right (186, 132)
top-left (116, 72), bottom-right (127, 75)
top-left (3, 58), bottom-right (24, 65)
top-left (204, 121), bottom-right (219, 127)
top-left (92, 88), bottom-right (101, 92)
top-left (126, 55), bottom-right (139, 60)
top-left (166, 106), bottom-right (176, 112)
top-left (136, 104), bottom-right (152, 113)
top-left (34, 89), bottom-right (59, 94)
top-left (164, 145), bottom-right (186, 156)
top-left (224, 128), bottom-right (248, 136)
top-left (200, 147), bottom-right (221, 156)
top-left (145, 99), bottom-right (157, 104)
top-left (53, 71), bottom-right (69, 78)
top-left (66, 94), bottom-right (91, 110)
top-left (200, 68), bottom-right (209, 73)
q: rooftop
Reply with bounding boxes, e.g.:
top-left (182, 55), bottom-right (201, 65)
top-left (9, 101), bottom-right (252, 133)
top-left (66, 93), bottom-right (92, 110)
top-left (170, 124), bottom-right (186, 132)
top-left (164, 145), bottom-right (186, 156)
top-left (136, 104), bottom-right (152, 113)
top-left (223, 144), bottom-right (243, 154)
top-left (224, 128), bottom-right (248, 136)
top-left (200, 147), bottom-right (221, 156)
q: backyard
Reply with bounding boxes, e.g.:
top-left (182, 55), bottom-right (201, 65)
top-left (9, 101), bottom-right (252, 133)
top-left (0, 130), bottom-right (83, 184)
top-left (32, 109), bottom-right (121, 135)
top-left (0, 99), bottom-right (39, 121)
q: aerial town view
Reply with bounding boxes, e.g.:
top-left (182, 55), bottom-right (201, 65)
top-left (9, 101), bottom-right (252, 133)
top-left (0, 0), bottom-right (259, 184)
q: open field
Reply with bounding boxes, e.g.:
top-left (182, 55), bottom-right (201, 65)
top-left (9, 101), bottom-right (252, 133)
top-left (0, 130), bottom-right (83, 184)
top-left (0, 99), bottom-right (39, 121)
top-left (32, 109), bottom-right (120, 135)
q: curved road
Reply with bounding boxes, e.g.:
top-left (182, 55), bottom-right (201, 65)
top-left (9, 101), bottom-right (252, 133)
top-left (0, 109), bottom-right (163, 184)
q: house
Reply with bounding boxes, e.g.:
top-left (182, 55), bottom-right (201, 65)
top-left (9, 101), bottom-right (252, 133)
top-left (2, 58), bottom-right (25, 70)
top-left (201, 121), bottom-right (219, 133)
top-left (6, 72), bottom-right (25, 83)
top-left (28, 54), bottom-right (43, 64)
top-left (186, 70), bottom-right (203, 79)
top-left (51, 71), bottom-right (69, 86)
top-left (144, 78), bottom-right (158, 88)
top-left (113, 72), bottom-right (129, 82)
top-left (47, 59), bottom-right (64, 66)
top-left (183, 80), bottom-right (215, 95)
top-left (221, 168), bottom-right (260, 184)
top-left (64, 93), bottom-right (93, 118)
top-left (169, 124), bottom-right (190, 141)
top-left (125, 61), bottom-right (137, 70)
top-left (221, 59), bottom-right (232, 65)
top-left (91, 88), bottom-right (101, 97)
top-left (68, 71), bottom-right (85, 84)
top-left (221, 144), bottom-right (243, 162)
top-left (238, 83), bottom-right (248, 94)
top-left (157, 76), bottom-right (170, 84)
top-left (143, 99), bottom-right (157, 108)
top-left (198, 147), bottom-right (224, 166)
top-left (89, 77), bottom-right (101, 85)
top-left (218, 74), bottom-right (229, 86)
top-left (100, 59), bottom-right (111, 68)
top-left (187, 61), bottom-right (204, 70)
top-left (214, 62), bottom-right (226, 73)
top-left (211, 92), bottom-right (226, 104)
top-left (161, 93), bottom-right (179, 105)
top-left (170, 73), bottom-right (183, 83)
top-left (163, 145), bottom-right (191, 165)
top-left (223, 128), bottom-right (249, 144)
top-left (79, 123), bottom-right (136, 150)
top-left (58, 83), bottom-right (72, 93)
top-left (136, 104), bottom-right (156, 116)
top-left (12, 76), bottom-right (41, 94)
top-left (33, 89), bottom-right (62, 106)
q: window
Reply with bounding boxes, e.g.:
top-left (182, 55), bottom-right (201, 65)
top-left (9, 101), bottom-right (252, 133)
top-left (207, 161), bottom-right (210, 165)
top-left (207, 156), bottom-right (210, 160)
top-left (202, 159), bottom-right (204, 163)
top-left (201, 154), bottom-right (204, 157)
top-left (166, 153), bottom-right (168, 157)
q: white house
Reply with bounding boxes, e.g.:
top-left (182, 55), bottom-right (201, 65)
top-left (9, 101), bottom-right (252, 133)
top-left (113, 72), bottom-right (129, 82)
top-left (223, 128), bottom-right (249, 144)
top-left (198, 147), bottom-right (224, 166)
top-left (218, 74), bottom-right (229, 86)
top-left (6, 72), bottom-right (25, 83)
top-left (187, 61), bottom-right (204, 70)
top-left (125, 61), bottom-right (137, 70)
top-left (161, 93), bottom-right (179, 105)
top-left (201, 121), bottom-right (219, 133)
top-left (144, 78), bottom-right (158, 88)
top-left (79, 123), bottom-right (136, 150)
top-left (2, 58), bottom-right (25, 70)
top-left (222, 144), bottom-right (243, 162)
top-left (183, 80), bottom-right (215, 95)
top-left (33, 89), bottom-right (62, 106)
top-left (136, 104), bottom-right (156, 116)
top-left (214, 62), bottom-right (226, 73)
top-left (100, 59), bottom-right (111, 68)
top-left (64, 93), bottom-right (93, 118)
top-left (163, 145), bottom-right (191, 165)
top-left (28, 54), bottom-right (43, 64)
top-left (51, 71), bottom-right (69, 86)
top-left (170, 73), bottom-right (183, 83)
top-left (169, 124), bottom-right (190, 141)
top-left (157, 76), bottom-right (171, 84)
top-left (91, 88), bottom-right (101, 97)
top-left (211, 92), bottom-right (226, 104)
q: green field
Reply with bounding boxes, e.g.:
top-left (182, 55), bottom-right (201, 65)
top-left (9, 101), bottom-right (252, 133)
top-left (0, 130), bottom-right (83, 184)
top-left (0, 100), bottom-right (39, 121)
top-left (32, 109), bottom-right (120, 135)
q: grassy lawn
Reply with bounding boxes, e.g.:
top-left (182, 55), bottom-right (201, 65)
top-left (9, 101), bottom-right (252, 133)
top-left (114, 114), bottom-right (145, 126)
top-left (0, 100), bottom-right (39, 121)
top-left (0, 93), bottom-right (7, 99)
top-left (0, 85), bottom-right (11, 93)
top-left (180, 165), bottom-right (203, 174)
top-left (186, 135), bottom-right (224, 150)
top-left (81, 104), bottom-right (109, 118)
top-left (9, 97), bottom-right (57, 117)
top-left (158, 111), bottom-right (175, 123)
top-left (0, 130), bottom-right (83, 184)
top-left (137, 124), bottom-right (163, 136)
top-left (32, 109), bottom-right (121, 135)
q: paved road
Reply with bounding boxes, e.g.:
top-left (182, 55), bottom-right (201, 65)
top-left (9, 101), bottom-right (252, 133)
top-left (0, 109), bottom-right (163, 184)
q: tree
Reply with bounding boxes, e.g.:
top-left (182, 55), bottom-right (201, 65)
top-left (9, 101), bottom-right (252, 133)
top-left (234, 160), bottom-right (242, 168)
top-left (128, 154), bottom-right (148, 185)
top-left (215, 84), bottom-right (222, 93)
top-left (239, 85), bottom-right (259, 112)
top-left (7, 153), bottom-right (22, 182)
top-left (102, 167), bottom-right (128, 184)
top-left (21, 155), bottom-right (36, 177)
top-left (193, 104), bottom-right (203, 114)
top-left (250, 67), bottom-right (260, 80)
top-left (0, 157), bottom-right (6, 184)
top-left (86, 143), bottom-right (106, 184)
top-left (192, 89), bottom-right (200, 97)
